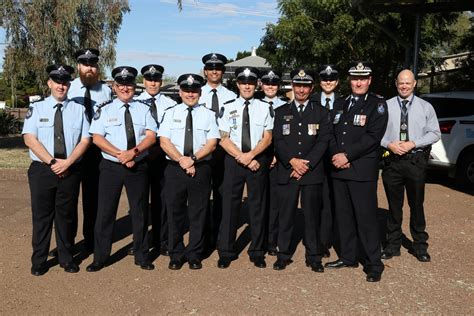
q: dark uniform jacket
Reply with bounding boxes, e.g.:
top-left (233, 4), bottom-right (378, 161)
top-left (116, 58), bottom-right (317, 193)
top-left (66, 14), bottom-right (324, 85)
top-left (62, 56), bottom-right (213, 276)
top-left (274, 100), bottom-right (330, 185)
top-left (329, 92), bottom-right (388, 182)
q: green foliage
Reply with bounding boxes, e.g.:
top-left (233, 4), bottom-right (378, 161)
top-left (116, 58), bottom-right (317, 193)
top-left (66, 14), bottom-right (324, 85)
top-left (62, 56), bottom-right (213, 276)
top-left (1, 0), bottom-right (130, 94)
top-left (0, 110), bottom-right (20, 135)
top-left (259, 0), bottom-right (469, 96)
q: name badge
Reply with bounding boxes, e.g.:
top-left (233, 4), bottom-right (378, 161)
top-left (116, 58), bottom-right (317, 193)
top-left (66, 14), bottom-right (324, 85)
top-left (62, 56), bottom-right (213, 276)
top-left (282, 124), bottom-right (290, 135)
top-left (39, 118), bottom-right (49, 122)
top-left (229, 110), bottom-right (237, 115)
top-left (284, 115), bottom-right (293, 122)
top-left (173, 119), bottom-right (181, 123)
top-left (308, 124), bottom-right (318, 135)
top-left (108, 118), bottom-right (118, 123)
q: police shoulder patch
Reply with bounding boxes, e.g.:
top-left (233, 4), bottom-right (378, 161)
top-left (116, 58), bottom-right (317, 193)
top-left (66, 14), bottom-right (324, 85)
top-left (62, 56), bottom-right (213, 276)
top-left (377, 103), bottom-right (386, 115)
top-left (224, 99), bottom-right (235, 105)
top-left (25, 106), bottom-right (33, 119)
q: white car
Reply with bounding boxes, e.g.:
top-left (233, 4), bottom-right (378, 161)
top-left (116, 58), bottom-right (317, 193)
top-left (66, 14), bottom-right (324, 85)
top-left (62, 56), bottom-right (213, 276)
top-left (421, 91), bottom-right (474, 187)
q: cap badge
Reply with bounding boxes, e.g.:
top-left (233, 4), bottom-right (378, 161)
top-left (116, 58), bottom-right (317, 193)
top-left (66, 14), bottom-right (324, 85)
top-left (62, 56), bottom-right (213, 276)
top-left (243, 68), bottom-right (251, 77)
top-left (186, 75), bottom-right (195, 85)
top-left (268, 71), bottom-right (275, 79)
top-left (58, 66), bottom-right (66, 73)
top-left (85, 50), bottom-right (92, 56)
top-left (120, 68), bottom-right (129, 79)
top-left (325, 66), bottom-right (333, 75)
top-left (149, 66), bottom-right (156, 74)
top-left (298, 70), bottom-right (306, 78)
top-left (210, 54), bottom-right (218, 62)
top-left (356, 62), bottom-right (364, 70)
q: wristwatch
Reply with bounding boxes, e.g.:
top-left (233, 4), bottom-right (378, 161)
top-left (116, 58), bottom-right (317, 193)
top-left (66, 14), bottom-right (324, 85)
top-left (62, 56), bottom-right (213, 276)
top-left (133, 147), bottom-right (140, 156)
top-left (191, 155), bottom-right (197, 162)
top-left (49, 158), bottom-right (57, 166)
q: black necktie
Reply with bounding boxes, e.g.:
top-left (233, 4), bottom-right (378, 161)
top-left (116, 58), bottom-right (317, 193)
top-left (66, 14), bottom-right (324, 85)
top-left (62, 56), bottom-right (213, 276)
top-left (124, 103), bottom-right (136, 150)
top-left (325, 98), bottom-right (331, 110)
top-left (211, 89), bottom-right (219, 117)
top-left (268, 101), bottom-right (273, 107)
top-left (150, 97), bottom-right (158, 123)
top-left (298, 104), bottom-right (304, 118)
top-left (400, 99), bottom-right (409, 141)
top-left (54, 103), bottom-right (66, 159)
top-left (241, 100), bottom-right (251, 153)
top-left (183, 107), bottom-right (194, 156)
top-left (84, 87), bottom-right (93, 123)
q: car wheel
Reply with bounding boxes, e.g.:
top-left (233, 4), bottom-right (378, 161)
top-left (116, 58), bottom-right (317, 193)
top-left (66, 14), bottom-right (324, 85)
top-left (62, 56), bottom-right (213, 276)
top-left (456, 150), bottom-right (474, 188)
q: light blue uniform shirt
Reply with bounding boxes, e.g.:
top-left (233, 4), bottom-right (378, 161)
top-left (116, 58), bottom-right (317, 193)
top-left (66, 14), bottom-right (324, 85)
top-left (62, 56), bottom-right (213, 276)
top-left (218, 97), bottom-right (274, 151)
top-left (135, 91), bottom-right (176, 124)
top-left (320, 93), bottom-right (335, 110)
top-left (381, 94), bottom-right (440, 148)
top-left (68, 77), bottom-right (112, 113)
top-left (22, 96), bottom-right (90, 162)
top-left (89, 98), bottom-right (158, 162)
top-left (199, 83), bottom-right (237, 111)
top-left (263, 96), bottom-right (287, 110)
top-left (158, 103), bottom-right (220, 160)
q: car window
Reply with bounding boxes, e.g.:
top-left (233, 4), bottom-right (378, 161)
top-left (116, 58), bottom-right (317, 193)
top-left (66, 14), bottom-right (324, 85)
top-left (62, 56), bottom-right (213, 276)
top-left (422, 97), bottom-right (474, 118)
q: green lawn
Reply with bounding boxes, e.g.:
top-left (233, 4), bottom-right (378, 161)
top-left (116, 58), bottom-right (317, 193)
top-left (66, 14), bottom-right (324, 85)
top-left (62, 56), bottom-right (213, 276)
top-left (0, 148), bottom-right (30, 169)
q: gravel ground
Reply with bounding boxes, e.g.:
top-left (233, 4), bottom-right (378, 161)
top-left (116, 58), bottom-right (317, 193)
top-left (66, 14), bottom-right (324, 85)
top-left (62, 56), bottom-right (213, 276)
top-left (0, 168), bottom-right (472, 314)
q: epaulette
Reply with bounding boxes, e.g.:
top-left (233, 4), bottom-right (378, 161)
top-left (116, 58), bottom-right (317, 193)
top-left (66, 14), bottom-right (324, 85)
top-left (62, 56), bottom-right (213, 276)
top-left (345, 95), bottom-right (351, 101)
top-left (97, 99), bottom-right (113, 109)
top-left (280, 96), bottom-right (290, 102)
top-left (259, 99), bottom-right (269, 104)
top-left (199, 103), bottom-right (213, 112)
top-left (134, 98), bottom-right (150, 106)
top-left (29, 98), bottom-right (44, 105)
top-left (164, 104), bottom-right (177, 112)
top-left (224, 99), bottom-right (235, 105)
top-left (370, 91), bottom-right (385, 99)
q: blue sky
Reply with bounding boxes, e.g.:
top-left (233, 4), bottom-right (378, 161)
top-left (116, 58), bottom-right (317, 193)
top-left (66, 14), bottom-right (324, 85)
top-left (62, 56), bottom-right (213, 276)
top-left (0, 0), bottom-right (281, 79)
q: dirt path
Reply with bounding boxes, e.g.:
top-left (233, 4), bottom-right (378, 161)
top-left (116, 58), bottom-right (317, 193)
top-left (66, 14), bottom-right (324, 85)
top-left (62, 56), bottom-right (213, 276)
top-left (0, 168), bottom-right (472, 314)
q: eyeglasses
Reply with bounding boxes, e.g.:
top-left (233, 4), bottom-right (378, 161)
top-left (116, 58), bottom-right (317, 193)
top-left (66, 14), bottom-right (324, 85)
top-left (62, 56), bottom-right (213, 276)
top-left (115, 83), bottom-right (135, 90)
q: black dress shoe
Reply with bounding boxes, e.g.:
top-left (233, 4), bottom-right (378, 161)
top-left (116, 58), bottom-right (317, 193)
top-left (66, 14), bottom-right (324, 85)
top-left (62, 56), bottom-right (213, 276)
top-left (168, 258), bottom-right (186, 270)
top-left (267, 246), bottom-right (278, 256)
top-left (306, 261), bottom-right (324, 273)
top-left (127, 247), bottom-right (134, 256)
top-left (86, 261), bottom-right (105, 272)
top-left (324, 259), bottom-right (359, 269)
top-left (273, 259), bottom-right (291, 270)
top-left (188, 259), bottom-right (202, 270)
top-left (135, 261), bottom-right (155, 270)
top-left (416, 252), bottom-right (431, 262)
top-left (48, 249), bottom-right (58, 257)
top-left (366, 273), bottom-right (382, 282)
top-left (217, 257), bottom-right (232, 269)
top-left (60, 262), bottom-right (80, 273)
top-left (381, 249), bottom-right (401, 260)
top-left (250, 256), bottom-right (266, 268)
top-left (31, 264), bottom-right (48, 276)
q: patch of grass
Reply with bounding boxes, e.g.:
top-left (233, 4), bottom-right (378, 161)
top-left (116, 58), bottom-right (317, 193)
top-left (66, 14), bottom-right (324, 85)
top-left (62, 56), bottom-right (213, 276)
top-left (0, 148), bottom-right (31, 169)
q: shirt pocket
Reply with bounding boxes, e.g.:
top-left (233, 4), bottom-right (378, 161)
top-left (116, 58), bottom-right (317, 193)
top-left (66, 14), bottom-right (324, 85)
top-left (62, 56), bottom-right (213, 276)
top-left (133, 116), bottom-right (147, 138)
top-left (104, 119), bottom-right (122, 136)
top-left (37, 119), bottom-right (54, 139)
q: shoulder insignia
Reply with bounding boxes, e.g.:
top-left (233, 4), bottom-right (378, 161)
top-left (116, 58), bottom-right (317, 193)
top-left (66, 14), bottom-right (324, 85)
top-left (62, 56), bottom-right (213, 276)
top-left (345, 95), bottom-right (351, 101)
top-left (97, 99), bottom-right (113, 109)
top-left (269, 105), bottom-right (274, 118)
top-left (29, 97), bottom-right (44, 104)
top-left (164, 104), bottom-right (177, 112)
top-left (279, 96), bottom-right (290, 102)
top-left (218, 106), bottom-right (225, 118)
top-left (93, 108), bottom-right (101, 120)
top-left (377, 103), bottom-right (386, 115)
top-left (25, 106), bottom-right (33, 119)
top-left (224, 99), bottom-right (235, 105)
top-left (259, 99), bottom-right (269, 104)
top-left (134, 98), bottom-right (149, 106)
top-left (370, 92), bottom-right (385, 99)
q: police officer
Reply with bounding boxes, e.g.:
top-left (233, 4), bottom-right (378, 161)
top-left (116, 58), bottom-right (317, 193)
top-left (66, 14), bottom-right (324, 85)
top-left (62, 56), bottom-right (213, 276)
top-left (272, 69), bottom-right (330, 272)
top-left (136, 64), bottom-right (176, 256)
top-left (68, 48), bottom-right (112, 253)
top-left (381, 69), bottom-right (440, 262)
top-left (217, 66), bottom-right (273, 269)
top-left (259, 69), bottom-right (287, 256)
top-left (23, 64), bottom-right (90, 275)
top-left (199, 53), bottom-right (237, 252)
top-left (159, 74), bottom-right (220, 270)
top-left (310, 64), bottom-right (342, 258)
top-left (325, 62), bottom-right (388, 282)
top-left (86, 66), bottom-right (157, 272)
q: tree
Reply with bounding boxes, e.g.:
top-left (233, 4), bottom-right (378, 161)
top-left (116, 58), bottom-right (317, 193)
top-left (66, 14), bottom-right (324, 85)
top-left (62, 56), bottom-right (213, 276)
top-left (1, 0), bottom-right (131, 103)
top-left (259, 0), bottom-right (463, 95)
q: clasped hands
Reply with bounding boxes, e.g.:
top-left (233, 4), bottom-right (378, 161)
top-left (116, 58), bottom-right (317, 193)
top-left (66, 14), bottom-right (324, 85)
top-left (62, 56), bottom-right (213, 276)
top-left (289, 158), bottom-right (310, 180)
top-left (388, 141), bottom-right (416, 156)
top-left (178, 156), bottom-right (196, 177)
top-left (332, 153), bottom-right (350, 169)
top-left (236, 152), bottom-right (260, 172)
top-left (50, 158), bottom-right (71, 178)
top-left (117, 149), bottom-right (136, 168)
